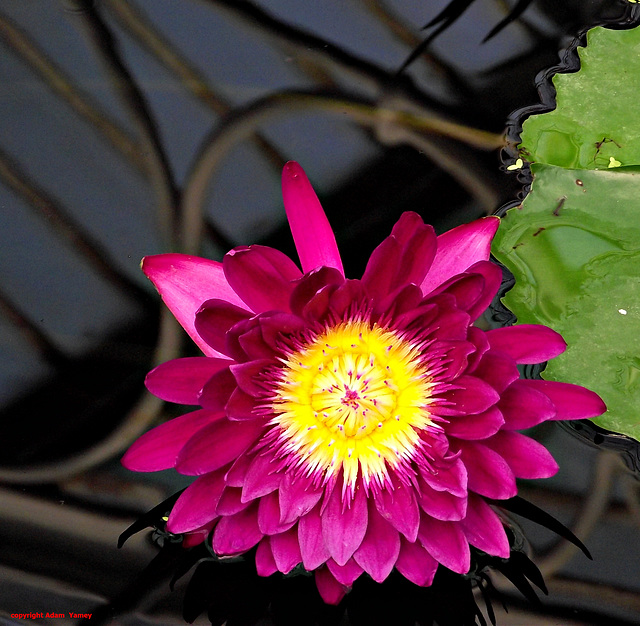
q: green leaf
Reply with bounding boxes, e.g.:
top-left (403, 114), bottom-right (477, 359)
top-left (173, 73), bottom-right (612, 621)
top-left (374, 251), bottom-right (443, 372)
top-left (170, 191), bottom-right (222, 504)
top-left (520, 26), bottom-right (640, 169)
top-left (493, 25), bottom-right (640, 441)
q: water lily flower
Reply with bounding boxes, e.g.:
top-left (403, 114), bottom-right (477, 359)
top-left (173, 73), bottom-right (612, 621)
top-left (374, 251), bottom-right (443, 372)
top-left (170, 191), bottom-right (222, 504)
top-left (123, 162), bottom-right (606, 604)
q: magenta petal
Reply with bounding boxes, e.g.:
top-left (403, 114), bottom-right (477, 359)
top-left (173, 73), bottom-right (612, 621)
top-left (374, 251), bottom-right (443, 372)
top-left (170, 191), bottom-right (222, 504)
top-left (199, 367), bottom-right (236, 410)
top-left (216, 487), bottom-right (252, 515)
top-left (142, 254), bottom-right (247, 356)
top-left (145, 357), bottom-right (230, 405)
top-left (212, 502), bottom-right (263, 555)
top-left (499, 380), bottom-right (556, 429)
top-left (224, 453), bottom-right (252, 487)
top-left (420, 216), bottom-right (499, 295)
top-left (486, 431), bottom-right (559, 479)
top-left (238, 324), bottom-right (277, 360)
top-left (259, 312), bottom-right (306, 350)
top-left (395, 537), bottom-right (438, 587)
top-left (460, 494), bottom-right (509, 558)
top-left (362, 212), bottom-right (437, 299)
top-left (270, 527), bottom-right (303, 574)
top-left (223, 245), bottom-right (302, 313)
top-left (465, 325), bottom-right (490, 372)
top-left (521, 379), bottom-right (607, 419)
top-left (194, 299), bottom-right (252, 356)
top-left (361, 235), bottom-right (401, 300)
top-left (299, 504), bottom-right (331, 570)
top-left (176, 419), bottom-right (264, 475)
top-left (216, 486), bottom-right (255, 515)
top-left (419, 457), bottom-right (467, 498)
top-left (255, 538), bottom-right (278, 576)
top-left (322, 482), bottom-right (368, 566)
top-left (388, 213), bottom-right (437, 287)
top-left (121, 409), bottom-right (223, 471)
top-left (327, 558), bottom-right (364, 586)
top-left (471, 352), bottom-right (520, 394)
top-left (485, 325), bottom-right (566, 364)
top-left (417, 476), bottom-right (467, 521)
top-left (289, 267), bottom-right (344, 319)
top-left (376, 283), bottom-right (423, 321)
top-left (445, 407), bottom-right (504, 440)
top-left (221, 317), bottom-right (255, 363)
top-left (395, 301), bottom-right (438, 331)
top-left (417, 516), bottom-right (470, 575)
top-left (373, 477), bottom-right (420, 542)
top-left (226, 388), bottom-right (258, 420)
top-left (241, 453), bottom-right (282, 502)
top-left (167, 468), bottom-right (226, 533)
top-left (435, 273), bottom-right (486, 316)
top-left (230, 359), bottom-right (272, 397)
top-left (353, 502), bottom-right (401, 583)
top-left (329, 279), bottom-right (368, 318)
top-left (279, 473), bottom-right (323, 525)
top-left (460, 261), bottom-right (503, 321)
top-left (258, 491), bottom-right (295, 535)
top-left (300, 284), bottom-right (334, 322)
top-left (436, 340), bottom-right (475, 382)
top-left (439, 375), bottom-right (500, 416)
top-left (281, 161), bottom-right (344, 276)
top-left (457, 440), bottom-right (517, 500)
top-left (314, 567), bottom-right (347, 605)
top-left (424, 304), bottom-right (470, 342)
top-left (182, 522), bottom-right (215, 548)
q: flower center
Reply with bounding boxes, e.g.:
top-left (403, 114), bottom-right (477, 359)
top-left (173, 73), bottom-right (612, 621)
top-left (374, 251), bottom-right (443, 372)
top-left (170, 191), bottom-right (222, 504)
top-left (269, 320), bottom-right (438, 494)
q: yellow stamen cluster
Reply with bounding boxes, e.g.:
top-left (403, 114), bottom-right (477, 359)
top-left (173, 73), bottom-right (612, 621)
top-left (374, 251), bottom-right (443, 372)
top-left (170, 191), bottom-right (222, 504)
top-left (270, 320), bottom-right (437, 491)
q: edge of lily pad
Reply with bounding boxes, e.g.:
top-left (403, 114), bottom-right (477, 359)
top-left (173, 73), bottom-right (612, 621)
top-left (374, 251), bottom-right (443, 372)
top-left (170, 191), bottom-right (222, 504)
top-left (501, 3), bottom-right (640, 174)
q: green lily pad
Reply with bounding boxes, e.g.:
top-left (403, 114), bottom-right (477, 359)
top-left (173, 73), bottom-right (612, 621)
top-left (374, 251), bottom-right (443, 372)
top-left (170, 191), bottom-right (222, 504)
top-left (520, 26), bottom-right (640, 169)
top-left (493, 24), bottom-right (640, 441)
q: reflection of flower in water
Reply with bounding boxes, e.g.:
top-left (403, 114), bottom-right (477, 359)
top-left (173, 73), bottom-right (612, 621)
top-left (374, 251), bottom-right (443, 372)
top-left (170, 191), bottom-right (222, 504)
top-left (123, 162), bottom-right (605, 603)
